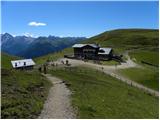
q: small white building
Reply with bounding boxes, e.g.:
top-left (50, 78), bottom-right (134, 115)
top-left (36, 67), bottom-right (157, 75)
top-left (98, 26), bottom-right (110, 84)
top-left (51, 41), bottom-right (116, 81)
top-left (11, 59), bottom-right (35, 69)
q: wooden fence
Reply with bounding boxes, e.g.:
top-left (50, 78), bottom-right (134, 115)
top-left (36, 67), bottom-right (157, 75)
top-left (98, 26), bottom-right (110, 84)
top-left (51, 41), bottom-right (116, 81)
top-left (141, 61), bottom-right (158, 67)
top-left (51, 66), bottom-right (159, 97)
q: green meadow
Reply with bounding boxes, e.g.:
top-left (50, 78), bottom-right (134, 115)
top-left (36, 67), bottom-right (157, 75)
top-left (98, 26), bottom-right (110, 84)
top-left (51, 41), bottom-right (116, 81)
top-left (118, 67), bottom-right (158, 91)
top-left (1, 53), bottom-right (52, 118)
top-left (49, 67), bottom-right (158, 119)
top-left (118, 49), bottom-right (159, 91)
top-left (129, 49), bottom-right (159, 66)
top-left (1, 52), bottom-right (20, 69)
top-left (1, 29), bottom-right (159, 118)
top-left (1, 69), bottom-right (52, 118)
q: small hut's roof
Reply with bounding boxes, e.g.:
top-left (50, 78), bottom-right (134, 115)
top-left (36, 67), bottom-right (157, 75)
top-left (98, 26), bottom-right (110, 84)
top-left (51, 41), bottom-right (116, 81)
top-left (98, 48), bottom-right (112, 55)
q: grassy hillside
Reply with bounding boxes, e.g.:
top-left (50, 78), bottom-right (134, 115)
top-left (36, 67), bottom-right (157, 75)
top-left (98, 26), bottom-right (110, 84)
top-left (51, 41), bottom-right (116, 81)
top-left (118, 66), bottom-right (158, 91)
top-left (34, 29), bottom-right (159, 91)
top-left (129, 49), bottom-right (159, 66)
top-left (34, 29), bottom-right (159, 92)
top-left (34, 47), bottom-right (73, 65)
top-left (49, 67), bottom-right (158, 118)
top-left (84, 29), bottom-right (158, 48)
top-left (118, 48), bottom-right (159, 91)
top-left (35, 29), bottom-right (159, 64)
top-left (2, 29), bottom-right (158, 118)
top-left (1, 52), bottom-right (20, 69)
top-left (1, 53), bottom-right (52, 118)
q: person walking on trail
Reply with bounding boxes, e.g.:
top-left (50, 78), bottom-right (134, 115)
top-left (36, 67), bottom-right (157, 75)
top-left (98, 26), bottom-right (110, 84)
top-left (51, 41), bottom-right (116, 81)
top-left (61, 60), bottom-right (64, 64)
top-left (66, 60), bottom-right (69, 66)
top-left (38, 67), bottom-right (42, 72)
top-left (101, 67), bottom-right (104, 72)
top-left (44, 65), bottom-right (47, 74)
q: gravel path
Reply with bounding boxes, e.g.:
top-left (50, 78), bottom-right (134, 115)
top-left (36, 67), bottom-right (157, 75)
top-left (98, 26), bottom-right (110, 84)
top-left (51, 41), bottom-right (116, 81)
top-left (38, 74), bottom-right (76, 119)
top-left (56, 58), bottom-right (158, 97)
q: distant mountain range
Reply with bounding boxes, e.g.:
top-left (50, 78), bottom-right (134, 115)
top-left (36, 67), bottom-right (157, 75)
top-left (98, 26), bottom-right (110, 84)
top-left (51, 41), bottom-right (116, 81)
top-left (1, 33), bottom-right (86, 58)
top-left (2, 29), bottom-right (158, 59)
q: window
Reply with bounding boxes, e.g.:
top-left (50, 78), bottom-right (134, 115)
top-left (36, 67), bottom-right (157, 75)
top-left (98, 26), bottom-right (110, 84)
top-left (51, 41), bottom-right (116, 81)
top-left (83, 49), bottom-right (95, 52)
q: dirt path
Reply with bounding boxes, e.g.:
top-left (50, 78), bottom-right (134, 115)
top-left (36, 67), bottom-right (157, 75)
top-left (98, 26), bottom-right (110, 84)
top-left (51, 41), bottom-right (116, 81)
top-left (55, 58), bottom-right (158, 97)
top-left (38, 74), bottom-right (76, 119)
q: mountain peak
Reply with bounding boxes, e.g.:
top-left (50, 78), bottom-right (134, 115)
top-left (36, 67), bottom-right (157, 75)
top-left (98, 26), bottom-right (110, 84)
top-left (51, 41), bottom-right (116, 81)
top-left (1, 33), bottom-right (14, 42)
top-left (3, 33), bottom-right (13, 37)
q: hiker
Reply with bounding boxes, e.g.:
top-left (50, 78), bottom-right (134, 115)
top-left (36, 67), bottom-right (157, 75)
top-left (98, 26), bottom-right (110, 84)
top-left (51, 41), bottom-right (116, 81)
top-left (101, 67), bottom-right (104, 71)
top-left (52, 63), bottom-right (55, 67)
top-left (61, 60), bottom-right (64, 64)
top-left (44, 65), bottom-right (47, 74)
top-left (66, 60), bottom-right (69, 65)
top-left (38, 67), bottom-right (42, 72)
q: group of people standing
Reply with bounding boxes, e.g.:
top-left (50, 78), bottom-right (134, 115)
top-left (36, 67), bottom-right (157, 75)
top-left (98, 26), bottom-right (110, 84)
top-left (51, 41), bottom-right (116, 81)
top-left (38, 59), bottom-right (70, 74)
top-left (38, 64), bottom-right (47, 74)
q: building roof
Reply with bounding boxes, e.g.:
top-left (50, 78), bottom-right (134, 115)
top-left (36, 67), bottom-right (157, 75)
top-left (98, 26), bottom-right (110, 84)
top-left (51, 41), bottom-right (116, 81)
top-left (98, 48), bottom-right (112, 55)
top-left (11, 59), bottom-right (35, 68)
top-left (72, 44), bottom-right (99, 48)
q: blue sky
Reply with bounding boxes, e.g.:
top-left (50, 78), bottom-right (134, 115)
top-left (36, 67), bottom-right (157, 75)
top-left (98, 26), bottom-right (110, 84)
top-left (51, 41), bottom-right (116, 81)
top-left (1, 1), bottom-right (159, 37)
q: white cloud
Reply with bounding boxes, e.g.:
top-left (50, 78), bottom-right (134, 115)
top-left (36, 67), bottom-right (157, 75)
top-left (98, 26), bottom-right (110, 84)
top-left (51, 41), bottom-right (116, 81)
top-left (28, 21), bottom-right (47, 27)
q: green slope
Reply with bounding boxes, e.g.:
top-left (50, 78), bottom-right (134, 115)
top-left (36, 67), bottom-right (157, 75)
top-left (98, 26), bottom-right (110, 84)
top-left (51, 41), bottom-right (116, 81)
top-left (118, 66), bottom-right (159, 91)
top-left (34, 47), bottom-right (73, 65)
top-left (1, 53), bottom-right (52, 118)
top-left (129, 49), bottom-right (159, 66)
top-left (49, 67), bottom-right (158, 118)
top-left (118, 48), bottom-right (159, 90)
top-left (2, 29), bottom-right (158, 118)
top-left (1, 52), bottom-right (20, 69)
top-left (84, 29), bottom-right (158, 47)
top-left (35, 29), bottom-right (159, 64)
